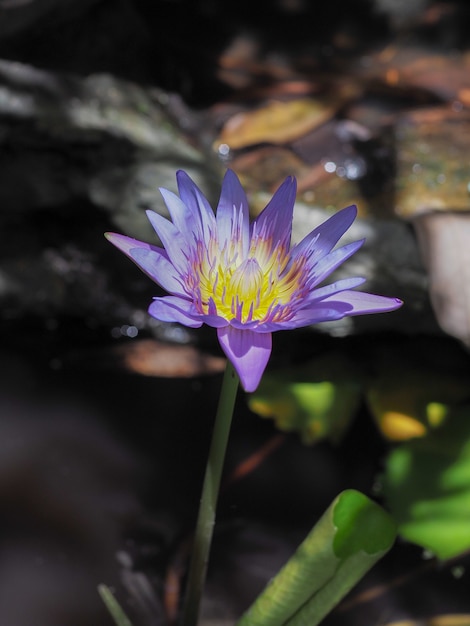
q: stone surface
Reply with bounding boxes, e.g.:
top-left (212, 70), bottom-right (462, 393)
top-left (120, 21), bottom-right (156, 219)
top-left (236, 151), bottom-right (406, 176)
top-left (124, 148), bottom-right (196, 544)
top-left (394, 108), bottom-right (470, 218)
top-left (414, 211), bottom-right (470, 347)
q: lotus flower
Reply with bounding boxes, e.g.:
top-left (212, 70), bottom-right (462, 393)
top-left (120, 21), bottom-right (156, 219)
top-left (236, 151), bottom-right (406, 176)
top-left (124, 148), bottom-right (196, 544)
top-left (106, 170), bottom-right (402, 391)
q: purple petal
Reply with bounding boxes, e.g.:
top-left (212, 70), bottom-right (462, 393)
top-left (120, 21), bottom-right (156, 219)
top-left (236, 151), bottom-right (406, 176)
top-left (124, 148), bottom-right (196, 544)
top-left (217, 326), bottom-right (272, 392)
top-left (216, 169), bottom-right (250, 256)
top-left (177, 170), bottom-right (216, 240)
top-left (283, 304), bottom-right (355, 328)
top-left (130, 248), bottom-right (186, 296)
top-left (251, 176), bottom-right (297, 249)
top-left (306, 276), bottom-right (366, 303)
top-left (105, 232), bottom-right (165, 258)
top-left (159, 187), bottom-right (197, 240)
top-left (308, 239), bottom-right (364, 287)
top-left (148, 296), bottom-right (203, 328)
top-left (291, 205), bottom-right (357, 264)
top-left (145, 210), bottom-right (189, 273)
top-left (198, 314), bottom-right (230, 328)
top-left (320, 290), bottom-right (403, 315)
top-left (229, 318), bottom-right (292, 333)
top-left (286, 290), bottom-right (402, 329)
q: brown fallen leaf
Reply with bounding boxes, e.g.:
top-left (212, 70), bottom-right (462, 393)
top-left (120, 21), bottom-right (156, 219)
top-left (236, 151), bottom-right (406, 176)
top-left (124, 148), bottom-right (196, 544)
top-left (229, 145), bottom-right (310, 197)
top-left (215, 98), bottom-right (337, 150)
top-left (66, 339), bottom-right (226, 378)
top-left (115, 339), bottom-right (226, 378)
top-left (363, 46), bottom-right (470, 102)
top-left (383, 616), bottom-right (470, 626)
top-left (397, 51), bottom-right (470, 101)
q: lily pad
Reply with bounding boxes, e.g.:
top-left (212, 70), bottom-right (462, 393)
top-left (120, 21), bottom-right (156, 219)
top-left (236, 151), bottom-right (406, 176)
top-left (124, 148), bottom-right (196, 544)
top-left (248, 356), bottom-right (361, 445)
top-left (383, 406), bottom-right (470, 559)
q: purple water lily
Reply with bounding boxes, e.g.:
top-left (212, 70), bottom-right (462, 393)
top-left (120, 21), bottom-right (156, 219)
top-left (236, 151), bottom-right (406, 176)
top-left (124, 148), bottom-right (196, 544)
top-left (106, 170), bottom-right (402, 392)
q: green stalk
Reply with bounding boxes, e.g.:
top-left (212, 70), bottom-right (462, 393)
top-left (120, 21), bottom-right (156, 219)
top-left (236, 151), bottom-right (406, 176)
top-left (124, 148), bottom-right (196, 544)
top-left (98, 585), bottom-right (133, 626)
top-left (180, 360), bottom-right (239, 626)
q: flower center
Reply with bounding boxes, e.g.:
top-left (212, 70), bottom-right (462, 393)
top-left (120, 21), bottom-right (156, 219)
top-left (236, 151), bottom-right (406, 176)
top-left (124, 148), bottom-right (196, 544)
top-left (228, 258), bottom-right (263, 305)
top-left (189, 238), bottom-right (306, 324)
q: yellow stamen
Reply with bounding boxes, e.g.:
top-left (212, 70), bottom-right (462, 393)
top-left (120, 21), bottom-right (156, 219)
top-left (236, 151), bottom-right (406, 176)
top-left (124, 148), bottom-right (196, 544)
top-left (192, 237), bottom-right (305, 323)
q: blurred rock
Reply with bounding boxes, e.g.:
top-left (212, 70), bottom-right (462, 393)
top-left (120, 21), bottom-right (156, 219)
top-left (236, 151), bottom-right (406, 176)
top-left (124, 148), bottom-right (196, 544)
top-left (413, 211), bottom-right (470, 347)
top-left (0, 59), bottom-right (222, 333)
top-left (0, 60), bottom-right (219, 235)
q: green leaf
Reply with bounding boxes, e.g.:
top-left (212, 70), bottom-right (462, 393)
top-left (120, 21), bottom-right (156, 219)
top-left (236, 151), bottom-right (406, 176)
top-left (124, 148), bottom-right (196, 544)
top-left (248, 369), bottom-right (361, 445)
top-left (383, 406), bottom-right (470, 560)
top-left (235, 490), bottom-right (396, 626)
top-left (98, 585), bottom-right (133, 626)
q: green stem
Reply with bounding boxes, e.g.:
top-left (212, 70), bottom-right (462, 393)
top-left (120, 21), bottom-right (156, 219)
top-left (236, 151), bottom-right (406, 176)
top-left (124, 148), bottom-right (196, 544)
top-left (180, 360), bottom-right (239, 626)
